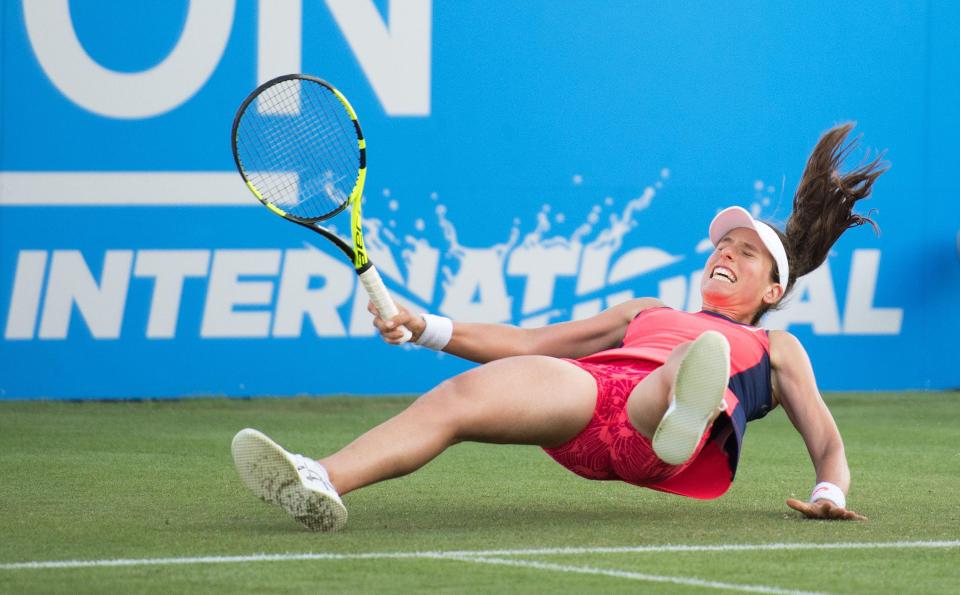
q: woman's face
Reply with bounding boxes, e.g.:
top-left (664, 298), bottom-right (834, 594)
top-left (700, 227), bottom-right (783, 315)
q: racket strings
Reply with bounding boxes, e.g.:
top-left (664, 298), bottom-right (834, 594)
top-left (255, 83), bottom-right (351, 210)
top-left (252, 85), bottom-right (355, 216)
top-left (301, 87), bottom-right (358, 209)
top-left (236, 78), bottom-right (362, 220)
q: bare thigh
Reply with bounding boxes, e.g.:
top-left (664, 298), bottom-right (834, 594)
top-left (320, 355), bottom-right (599, 494)
top-left (436, 355), bottom-right (598, 447)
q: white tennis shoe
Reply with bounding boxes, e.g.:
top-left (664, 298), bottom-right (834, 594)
top-left (652, 330), bottom-right (731, 465)
top-left (231, 428), bottom-right (347, 532)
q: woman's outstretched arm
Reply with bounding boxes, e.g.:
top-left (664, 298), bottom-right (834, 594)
top-left (769, 330), bottom-right (866, 520)
top-left (369, 297), bottom-right (664, 363)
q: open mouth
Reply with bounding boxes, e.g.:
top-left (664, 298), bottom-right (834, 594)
top-left (711, 266), bottom-right (737, 283)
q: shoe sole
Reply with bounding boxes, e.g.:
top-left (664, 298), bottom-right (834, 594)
top-left (652, 330), bottom-right (731, 465)
top-left (231, 428), bottom-right (347, 532)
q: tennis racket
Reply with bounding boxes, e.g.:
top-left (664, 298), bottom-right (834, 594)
top-left (231, 73), bottom-right (411, 342)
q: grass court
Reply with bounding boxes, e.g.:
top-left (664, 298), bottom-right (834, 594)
top-left (1, 392), bottom-right (958, 593)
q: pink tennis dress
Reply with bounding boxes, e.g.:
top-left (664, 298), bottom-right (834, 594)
top-left (543, 307), bottom-right (773, 499)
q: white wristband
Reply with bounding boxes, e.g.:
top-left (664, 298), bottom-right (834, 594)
top-left (414, 314), bottom-right (453, 351)
top-left (810, 482), bottom-right (846, 509)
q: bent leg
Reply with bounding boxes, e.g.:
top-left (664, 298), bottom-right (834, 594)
top-left (626, 331), bottom-right (730, 464)
top-left (319, 356), bottom-right (596, 495)
top-left (625, 341), bottom-right (692, 438)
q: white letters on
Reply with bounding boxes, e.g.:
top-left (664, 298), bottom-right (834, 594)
top-left (508, 243), bottom-right (581, 314)
top-left (134, 251), bottom-right (211, 338)
top-left (325, 0), bottom-right (432, 115)
top-left (440, 250), bottom-right (512, 322)
top-left (39, 250), bottom-right (133, 339)
top-left (657, 275), bottom-right (687, 311)
top-left (272, 249), bottom-right (353, 337)
top-left (764, 262), bottom-right (841, 334)
top-left (608, 247), bottom-right (683, 283)
top-left (257, 0), bottom-right (302, 114)
top-left (685, 271), bottom-right (704, 312)
top-left (23, 0), bottom-right (431, 118)
top-left (201, 250), bottom-right (280, 338)
top-left (4, 251), bottom-right (48, 339)
top-left (0, 246), bottom-right (906, 342)
top-left (23, 0), bottom-right (234, 118)
top-left (576, 242), bottom-right (616, 296)
top-left (843, 250), bottom-right (903, 334)
top-left (403, 237), bottom-right (440, 303)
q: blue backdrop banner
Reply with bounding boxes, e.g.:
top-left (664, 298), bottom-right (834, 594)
top-left (1, 1), bottom-right (958, 398)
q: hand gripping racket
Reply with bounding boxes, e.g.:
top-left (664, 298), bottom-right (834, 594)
top-left (231, 74), bottom-right (411, 341)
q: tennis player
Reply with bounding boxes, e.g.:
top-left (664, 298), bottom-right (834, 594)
top-left (232, 123), bottom-right (885, 531)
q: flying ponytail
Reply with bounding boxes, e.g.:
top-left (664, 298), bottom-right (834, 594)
top-left (754, 123), bottom-right (888, 324)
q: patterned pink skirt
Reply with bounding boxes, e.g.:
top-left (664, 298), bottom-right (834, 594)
top-left (543, 358), bottom-right (709, 487)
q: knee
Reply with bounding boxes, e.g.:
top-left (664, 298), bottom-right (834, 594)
top-left (412, 376), bottom-right (477, 427)
top-left (421, 376), bottom-right (464, 404)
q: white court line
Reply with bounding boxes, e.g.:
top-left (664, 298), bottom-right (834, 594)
top-left (438, 539), bottom-right (960, 557)
top-left (0, 552), bottom-right (424, 570)
top-left (1, 540), bottom-right (957, 571)
top-left (445, 555), bottom-right (825, 595)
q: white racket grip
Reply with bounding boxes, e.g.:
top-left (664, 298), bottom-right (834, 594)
top-left (358, 265), bottom-right (412, 343)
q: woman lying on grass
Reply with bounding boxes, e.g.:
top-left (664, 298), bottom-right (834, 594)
top-left (232, 123), bottom-right (886, 531)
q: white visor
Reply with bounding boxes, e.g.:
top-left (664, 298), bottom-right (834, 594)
top-left (708, 206), bottom-right (789, 289)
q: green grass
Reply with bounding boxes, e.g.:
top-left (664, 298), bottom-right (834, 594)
top-left (1, 392), bottom-right (958, 593)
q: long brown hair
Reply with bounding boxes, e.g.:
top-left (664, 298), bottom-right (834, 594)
top-left (754, 123), bottom-right (888, 324)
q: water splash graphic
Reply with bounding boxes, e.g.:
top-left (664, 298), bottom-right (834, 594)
top-left (334, 169), bottom-right (786, 329)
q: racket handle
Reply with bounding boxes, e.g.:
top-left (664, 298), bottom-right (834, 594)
top-left (358, 265), bottom-right (413, 343)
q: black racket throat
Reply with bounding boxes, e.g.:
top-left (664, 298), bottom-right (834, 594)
top-left (292, 220), bottom-right (371, 274)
